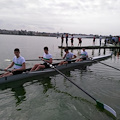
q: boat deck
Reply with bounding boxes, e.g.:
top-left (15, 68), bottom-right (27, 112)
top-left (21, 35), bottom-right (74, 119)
top-left (58, 46), bottom-right (120, 49)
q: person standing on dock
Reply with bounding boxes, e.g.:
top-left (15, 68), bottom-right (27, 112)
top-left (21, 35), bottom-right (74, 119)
top-left (61, 34), bottom-right (64, 46)
top-left (78, 38), bottom-right (82, 46)
top-left (58, 48), bottom-right (76, 65)
top-left (30, 47), bottom-right (52, 72)
top-left (66, 33), bottom-right (68, 46)
top-left (0, 48), bottom-right (26, 78)
top-left (71, 34), bottom-right (74, 46)
top-left (76, 48), bottom-right (88, 62)
top-left (99, 35), bottom-right (102, 46)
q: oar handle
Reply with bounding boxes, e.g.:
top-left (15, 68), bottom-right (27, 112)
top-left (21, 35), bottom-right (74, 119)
top-left (0, 69), bottom-right (11, 72)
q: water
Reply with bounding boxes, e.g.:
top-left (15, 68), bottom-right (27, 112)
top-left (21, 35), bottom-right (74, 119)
top-left (0, 34), bottom-right (120, 120)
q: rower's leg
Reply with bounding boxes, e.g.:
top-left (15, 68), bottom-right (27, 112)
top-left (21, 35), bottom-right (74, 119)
top-left (35, 65), bottom-right (45, 71)
top-left (0, 72), bottom-right (13, 78)
top-left (76, 59), bottom-right (82, 62)
top-left (76, 59), bottom-right (79, 62)
top-left (0, 72), bottom-right (9, 78)
top-left (63, 61), bottom-right (68, 65)
top-left (30, 64), bottom-right (40, 72)
top-left (58, 61), bottom-right (64, 66)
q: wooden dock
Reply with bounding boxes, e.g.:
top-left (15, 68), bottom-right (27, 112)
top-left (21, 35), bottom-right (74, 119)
top-left (58, 46), bottom-right (120, 49)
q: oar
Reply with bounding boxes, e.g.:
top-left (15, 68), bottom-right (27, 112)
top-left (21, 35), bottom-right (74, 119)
top-left (47, 63), bottom-right (116, 118)
top-left (0, 69), bottom-right (11, 72)
top-left (92, 59), bottom-right (120, 71)
top-left (5, 58), bottom-right (63, 62)
top-left (5, 59), bottom-right (12, 62)
top-left (25, 58), bottom-right (63, 61)
top-left (0, 69), bottom-right (6, 71)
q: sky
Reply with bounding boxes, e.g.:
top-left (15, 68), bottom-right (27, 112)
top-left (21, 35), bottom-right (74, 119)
top-left (0, 0), bottom-right (120, 35)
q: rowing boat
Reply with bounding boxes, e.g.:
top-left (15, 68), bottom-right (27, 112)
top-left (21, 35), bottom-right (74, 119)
top-left (0, 54), bottom-right (112, 84)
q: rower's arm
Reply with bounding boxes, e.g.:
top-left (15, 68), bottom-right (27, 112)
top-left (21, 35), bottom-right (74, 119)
top-left (15, 63), bottom-right (26, 71)
top-left (39, 56), bottom-right (43, 59)
top-left (5, 62), bottom-right (14, 70)
top-left (44, 58), bottom-right (52, 64)
top-left (72, 55), bottom-right (77, 59)
top-left (63, 54), bottom-right (66, 59)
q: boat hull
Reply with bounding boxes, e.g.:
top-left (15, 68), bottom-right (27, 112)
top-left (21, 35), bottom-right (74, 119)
top-left (0, 54), bottom-right (112, 84)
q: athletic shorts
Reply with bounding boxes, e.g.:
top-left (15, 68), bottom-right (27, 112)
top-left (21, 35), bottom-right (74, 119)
top-left (64, 61), bottom-right (71, 64)
top-left (42, 63), bottom-right (50, 68)
top-left (82, 57), bottom-right (87, 60)
top-left (12, 70), bottom-right (23, 75)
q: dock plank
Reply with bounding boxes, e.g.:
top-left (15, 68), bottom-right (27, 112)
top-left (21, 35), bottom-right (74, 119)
top-left (58, 46), bottom-right (120, 49)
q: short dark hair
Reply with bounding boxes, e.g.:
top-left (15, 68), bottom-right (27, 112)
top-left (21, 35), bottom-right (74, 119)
top-left (14, 48), bottom-right (20, 52)
top-left (64, 48), bottom-right (68, 52)
top-left (82, 48), bottom-right (85, 50)
top-left (44, 47), bottom-right (48, 51)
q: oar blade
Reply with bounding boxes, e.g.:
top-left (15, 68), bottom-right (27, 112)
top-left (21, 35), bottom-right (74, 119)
top-left (5, 59), bottom-right (12, 62)
top-left (96, 101), bottom-right (117, 118)
top-left (104, 103), bottom-right (117, 118)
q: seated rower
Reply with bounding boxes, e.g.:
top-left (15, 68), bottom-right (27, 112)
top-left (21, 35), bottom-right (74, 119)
top-left (76, 48), bottom-right (88, 62)
top-left (30, 47), bottom-right (52, 72)
top-left (0, 48), bottom-right (26, 78)
top-left (59, 48), bottom-right (76, 66)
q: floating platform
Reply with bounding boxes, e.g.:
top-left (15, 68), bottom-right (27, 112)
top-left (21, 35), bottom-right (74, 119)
top-left (58, 46), bottom-right (120, 49)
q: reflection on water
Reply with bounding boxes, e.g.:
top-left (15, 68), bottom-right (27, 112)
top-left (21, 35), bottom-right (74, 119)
top-left (92, 49), bottom-right (94, 56)
top-left (117, 49), bottom-right (120, 59)
top-left (112, 48), bottom-right (120, 60)
top-left (40, 77), bottom-right (55, 94)
top-left (0, 65), bottom-right (88, 109)
top-left (103, 48), bottom-right (106, 55)
top-left (98, 48), bottom-right (101, 56)
top-left (11, 85), bottom-right (26, 107)
top-left (60, 49), bottom-right (63, 57)
top-left (77, 49), bottom-right (81, 57)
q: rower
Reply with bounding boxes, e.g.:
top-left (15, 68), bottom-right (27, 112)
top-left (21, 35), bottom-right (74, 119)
top-left (76, 48), bottom-right (88, 62)
top-left (58, 48), bottom-right (76, 66)
top-left (0, 48), bottom-right (26, 78)
top-left (30, 47), bottom-right (52, 72)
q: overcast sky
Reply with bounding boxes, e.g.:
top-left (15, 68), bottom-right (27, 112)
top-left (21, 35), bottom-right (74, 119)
top-left (0, 0), bottom-right (120, 35)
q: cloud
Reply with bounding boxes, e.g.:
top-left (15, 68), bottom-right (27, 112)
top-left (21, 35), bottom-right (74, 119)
top-left (0, 0), bottom-right (120, 35)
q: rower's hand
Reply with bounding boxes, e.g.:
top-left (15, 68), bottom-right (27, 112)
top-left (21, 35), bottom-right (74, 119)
top-left (12, 69), bottom-right (16, 72)
top-left (4, 68), bottom-right (8, 71)
top-left (39, 56), bottom-right (43, 59)
top-left (41, 58), bottom-right (45, 61)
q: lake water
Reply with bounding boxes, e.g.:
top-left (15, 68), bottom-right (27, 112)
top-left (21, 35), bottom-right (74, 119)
top-left (0, 34), bottom-right (120, 120)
